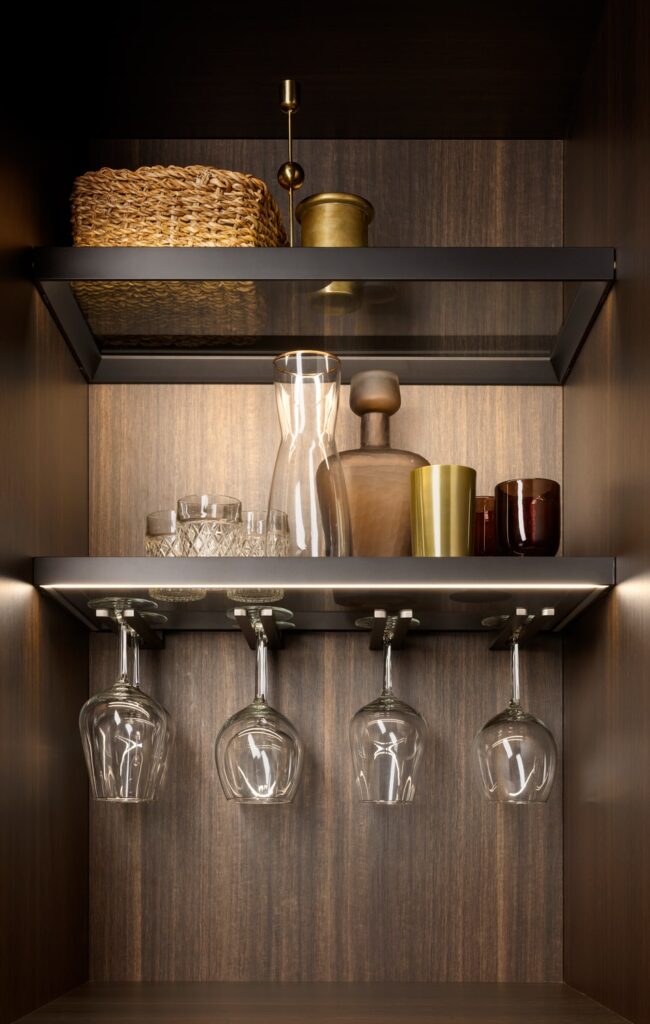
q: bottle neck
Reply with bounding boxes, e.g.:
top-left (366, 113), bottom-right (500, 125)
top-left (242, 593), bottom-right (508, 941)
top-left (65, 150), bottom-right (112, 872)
top-left (361, 412), bottom-right (390, 448)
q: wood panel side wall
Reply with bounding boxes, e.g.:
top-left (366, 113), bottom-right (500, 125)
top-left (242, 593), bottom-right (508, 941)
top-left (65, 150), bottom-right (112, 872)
top-left (563, 4), bottom-right (650, 1023)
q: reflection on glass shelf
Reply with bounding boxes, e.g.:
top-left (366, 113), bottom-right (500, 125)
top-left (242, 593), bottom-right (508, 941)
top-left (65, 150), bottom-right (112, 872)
top-left (72, 280), bottom-right (562, 354)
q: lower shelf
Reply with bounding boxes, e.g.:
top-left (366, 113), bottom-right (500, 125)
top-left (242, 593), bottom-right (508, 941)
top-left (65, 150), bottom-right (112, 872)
top-left (21, 983), bottom-right (627, 1024)
top-left (34, 556), bottom-right (614, 639)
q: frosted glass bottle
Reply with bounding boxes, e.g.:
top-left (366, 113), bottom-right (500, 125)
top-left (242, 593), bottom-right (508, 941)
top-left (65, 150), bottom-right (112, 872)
top-left (339, 370), bottom-right (429, 555)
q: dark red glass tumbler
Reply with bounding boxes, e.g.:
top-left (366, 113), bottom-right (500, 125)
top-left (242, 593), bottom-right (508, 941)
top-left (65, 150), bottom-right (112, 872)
top-left (495, 478), bottom-right (560, 557)
top-left (474, 496), bottom-right (499, 555)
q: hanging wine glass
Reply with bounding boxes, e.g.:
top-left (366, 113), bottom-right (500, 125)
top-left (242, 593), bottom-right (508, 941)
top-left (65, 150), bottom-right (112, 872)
top-left (473, 638), bottom-right (557, 803)
top-left (215, 609), bottom-right (303, 803)
top-left (349, 615), bottom-right (428, 803)
top-left (79, 599), bottom-right (173, 803)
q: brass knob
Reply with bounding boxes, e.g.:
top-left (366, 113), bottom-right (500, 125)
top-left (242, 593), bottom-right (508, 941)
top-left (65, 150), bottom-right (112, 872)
top-left (277, 161), bottom-right (305, 192)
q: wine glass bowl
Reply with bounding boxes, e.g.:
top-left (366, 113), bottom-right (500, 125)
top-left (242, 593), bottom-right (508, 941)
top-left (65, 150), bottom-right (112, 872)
top-left (473, 639), bottom-right (557, 804)
top-left (215, 610), bottom-right (304, 804)
top-left (215, 700), bottom-right (303, 803)
top-left (79, 601), bottom-right (173, 803)
top-left (473, 704), bottom-right (557, 803)
top-left (350, 692), bottom-right (426, 803)
top-left (349, 614), bottom-right (427, 804)
top-left (80, 680), bottom-right (172, 803)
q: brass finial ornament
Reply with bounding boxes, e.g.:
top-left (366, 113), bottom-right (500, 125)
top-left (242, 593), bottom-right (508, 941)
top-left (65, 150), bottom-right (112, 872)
top-left (277, 78), bottom-right (304, 246)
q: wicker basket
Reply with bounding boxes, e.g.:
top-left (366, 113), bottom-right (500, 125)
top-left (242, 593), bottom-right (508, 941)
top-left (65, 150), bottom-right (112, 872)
top-left (71, 165), bottom-right (287, 247)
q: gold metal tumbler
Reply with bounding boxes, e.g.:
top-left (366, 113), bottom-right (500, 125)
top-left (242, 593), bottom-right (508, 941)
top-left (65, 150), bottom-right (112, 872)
top-left (410, 465), bottom-right (477, 556)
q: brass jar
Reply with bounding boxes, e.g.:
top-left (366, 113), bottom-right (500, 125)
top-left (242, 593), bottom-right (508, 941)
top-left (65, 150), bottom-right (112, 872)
top-left (296, 192), bottom-right (374, 246)
top-left (410, 465), bottom-right (477, 557)
top-left (296, 193), bottom-right (374, 313)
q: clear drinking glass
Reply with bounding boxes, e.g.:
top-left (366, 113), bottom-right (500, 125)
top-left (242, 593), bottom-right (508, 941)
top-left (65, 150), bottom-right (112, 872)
top-left (227, 509), bottom-right (289, 605)
top-left (145, 509), bottom-right (180, 557)
top-left (177, 493), bottom-right (242, 556)
top-left (145, 509), bottom-right (206, 603)
top-left (215, 611), bottom-right (304, 803)
top-left (79, 608), bottom-right (173, 802)
top-left (473, 639), bottom-right (557, 803)
top-left (349, 617), bottom-right (428, 803)
top-left (268, 350), bottom-right (352, 556)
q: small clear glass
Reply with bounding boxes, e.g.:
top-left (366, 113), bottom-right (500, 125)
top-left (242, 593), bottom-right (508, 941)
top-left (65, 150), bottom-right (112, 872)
top-left (79, 609), bottom-right (173, 803)
top-left (349, 618), bottom-right (428, 803)
top-left (473, 639), bottom-right (557, 803)
top-left (145, 509), bottom-right (206, 603)
top-left (227, 509), bottom-right (289, 605)
top-left (215, 611), bottom-right (304, 803)
top-left (265, 508), bottom-right (291, 557)
top-left (177, 493), bottom-right (242, 556)
top-left (145, 510), bottom-right (180, 557)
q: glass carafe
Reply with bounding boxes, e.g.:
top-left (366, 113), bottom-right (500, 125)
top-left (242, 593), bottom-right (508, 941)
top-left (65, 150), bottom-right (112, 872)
top-left (268, 350), bottom-right (351, 556)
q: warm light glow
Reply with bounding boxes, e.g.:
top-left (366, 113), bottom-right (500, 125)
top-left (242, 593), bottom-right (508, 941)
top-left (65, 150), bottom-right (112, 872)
top-left (41, 582), bottom-right (610, 592)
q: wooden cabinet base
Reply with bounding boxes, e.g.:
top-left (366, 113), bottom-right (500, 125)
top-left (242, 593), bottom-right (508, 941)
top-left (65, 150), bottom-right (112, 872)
top-left (20, 983), bottom-right (628, 1024)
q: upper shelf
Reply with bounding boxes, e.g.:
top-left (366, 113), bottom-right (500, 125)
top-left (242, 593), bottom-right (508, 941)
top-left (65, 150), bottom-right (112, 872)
top-left (35, 556), bottom-right (615, 643)
top-left (32, 246), bottom-right (615, 385)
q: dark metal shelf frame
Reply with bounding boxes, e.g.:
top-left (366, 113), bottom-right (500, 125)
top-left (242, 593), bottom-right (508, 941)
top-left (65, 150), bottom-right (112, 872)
top-left (32, 246), bottom-right (615, 385)
top-left (34, 556), bottom-right (615, 643)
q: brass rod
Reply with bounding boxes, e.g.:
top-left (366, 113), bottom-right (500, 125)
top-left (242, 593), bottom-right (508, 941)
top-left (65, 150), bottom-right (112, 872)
top-left (288, 110), bottom-right (294, 246)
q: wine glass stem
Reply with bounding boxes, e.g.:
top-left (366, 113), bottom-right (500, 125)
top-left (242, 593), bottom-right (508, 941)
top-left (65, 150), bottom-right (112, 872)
top-left (511, 639), bottom-right (521, 705)
top-left (255, 631), bottom-right (268, 703)
top-left (131, 633), bottom-right (140, 689)
top-left (117, 619), bottom-right (129, 681)
top-left (382, 640), bottom-right (394, 696)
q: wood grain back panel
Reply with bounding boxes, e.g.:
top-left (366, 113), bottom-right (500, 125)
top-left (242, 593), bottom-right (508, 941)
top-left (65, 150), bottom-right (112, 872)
top-left (86, 139), bottom-right (561, 248)
top-left (90, 384), bottom-right (562, 556)
top-left (563, 4), bottom-right (650, 1023)
top-left (87, 138), bottom-right (563, 983)
top-left (89, 380), bottom-right (562, 984)
top-left (90, 631), bottom-right (562, 982)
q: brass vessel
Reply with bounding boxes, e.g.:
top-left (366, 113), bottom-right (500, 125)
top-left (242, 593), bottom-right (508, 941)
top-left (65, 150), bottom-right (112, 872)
top-left (410, 465), bottom-right (476, 557)
top-left (296, 192), bottom-right (374, 246)
top-left (296, 193), bottom-right (374, 313)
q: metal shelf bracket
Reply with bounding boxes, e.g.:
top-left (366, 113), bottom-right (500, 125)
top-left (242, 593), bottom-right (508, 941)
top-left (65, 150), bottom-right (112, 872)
top-left (357, 608), bottom-right (418, 650)
top-left (488, 606), bottom-right (556, 651)
top-left (93, 605), bottom-right (165, 650)
top-left (232, 606), bottom-right (294, 650)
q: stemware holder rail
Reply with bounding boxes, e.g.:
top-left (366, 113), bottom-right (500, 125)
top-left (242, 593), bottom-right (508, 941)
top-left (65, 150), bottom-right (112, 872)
top-left (233, 606), bottom-right (288, 650)
top-left (94, 606), bottom-right (165, 650)
top-left (34, 556), bottom-right (615, 652)
top-left (357, 608), bottom-right (416, 650)
top-left (488, 608), bottom-right (557, 650)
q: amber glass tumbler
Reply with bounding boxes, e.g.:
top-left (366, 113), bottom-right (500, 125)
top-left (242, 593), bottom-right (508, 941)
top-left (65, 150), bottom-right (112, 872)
top-left (495, 478), bottom-right (560, 556)
top-left (474, 496), bottom-right (499, 555)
